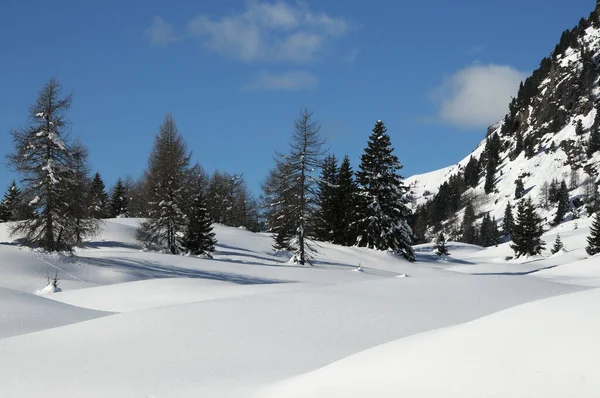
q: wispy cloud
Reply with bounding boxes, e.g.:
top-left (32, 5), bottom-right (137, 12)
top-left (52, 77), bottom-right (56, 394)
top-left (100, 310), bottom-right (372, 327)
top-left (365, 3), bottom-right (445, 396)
top-left (245, 70), bottom-right (318, 90)
top-left (186, 0), bottom-right (352, 63)
top-left (430, 64), bottom-right (527, 129)
top-left (145, 16), bottom-right (180, 46)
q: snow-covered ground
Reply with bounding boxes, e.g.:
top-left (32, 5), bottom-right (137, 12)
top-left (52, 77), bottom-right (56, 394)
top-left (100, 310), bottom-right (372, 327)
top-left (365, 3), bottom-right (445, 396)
top-left (0, 218), bottom-right (598, 397)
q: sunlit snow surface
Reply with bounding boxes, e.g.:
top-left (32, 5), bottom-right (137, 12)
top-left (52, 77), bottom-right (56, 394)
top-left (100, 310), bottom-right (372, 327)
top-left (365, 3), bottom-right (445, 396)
top-left (0, 218), bottom-right (598, 397)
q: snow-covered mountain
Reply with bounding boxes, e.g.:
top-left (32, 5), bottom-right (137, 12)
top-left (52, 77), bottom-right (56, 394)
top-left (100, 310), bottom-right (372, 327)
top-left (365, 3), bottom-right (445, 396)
top-left (406, 2), bottom-right (600, 236)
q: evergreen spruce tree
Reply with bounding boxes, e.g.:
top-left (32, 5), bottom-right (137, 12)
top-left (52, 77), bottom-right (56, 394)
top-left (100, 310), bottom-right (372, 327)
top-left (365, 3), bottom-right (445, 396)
top-left (575, 119), bottom-right (584, 135)
top-left (313, 154), bottom-right (339, 243)
top-left (463, 156), bottom-right (480, 188)
top-left (551, 234), bottom-right (564, 254)
top-left (514, 178), bottom-right (525, 199)
top-left (434, 232), bottom-right (450, 257)
top-left (484, 133), bottom-right (501, 194)
top-left (503, 202), bottom-right (515, 236)
top-left (553, 180), bottom-right (570, 225)
top-left (0, 181), bottom-right (23, 222)
top-left (110, 178), bottom-right (130, 218)
top-left (0, 199), bottom-right (8, 223)
top-left (461, 203), bottom-right (478, 244)
top-left (7, 79), bottom-right (98, 251)
top-left (335, 155), bottom-right (361, 246)
top-left (356, 120), bottom-right (415, 262)
top-left (586, 213), bottom-right (600, 256)
top-left (88, 173), bottom-right (109, 219)
top-left (138, 114), bottom-right (191, 254)
top-left (510, 198), bottom-right (546, 258)
top-left (514, 130), bottom-right (524, 156)
top-left (484, 159), bottom-right (496, 194)
top-left (587, 126), bottom-right (600, 156)
top-left (478, 213), bottom-right (500, 247)
top-left (182, 191), bottom-right (216, 257)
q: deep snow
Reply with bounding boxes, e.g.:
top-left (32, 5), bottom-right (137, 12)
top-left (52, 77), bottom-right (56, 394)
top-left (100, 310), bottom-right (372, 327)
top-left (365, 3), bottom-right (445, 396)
top-left (0, 217), bottom-right (598, 396)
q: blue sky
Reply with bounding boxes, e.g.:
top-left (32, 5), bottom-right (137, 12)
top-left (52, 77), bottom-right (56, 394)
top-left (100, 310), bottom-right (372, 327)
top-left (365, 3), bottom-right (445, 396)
top-left (0, 0), bottom-right (594, 196)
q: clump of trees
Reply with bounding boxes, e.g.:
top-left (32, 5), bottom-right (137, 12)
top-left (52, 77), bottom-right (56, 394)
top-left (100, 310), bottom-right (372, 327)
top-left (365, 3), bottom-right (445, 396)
top-left (137, 114), bottom-right (217, 256)
top-left (262, 115), bottom-right (415, 264)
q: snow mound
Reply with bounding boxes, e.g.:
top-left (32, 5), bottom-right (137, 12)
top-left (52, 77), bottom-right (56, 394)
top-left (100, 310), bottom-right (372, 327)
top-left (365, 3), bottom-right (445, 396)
top-left (256, 287), bottom-right (600, 398)
top-left (0, 286), bottom-right (109, 339)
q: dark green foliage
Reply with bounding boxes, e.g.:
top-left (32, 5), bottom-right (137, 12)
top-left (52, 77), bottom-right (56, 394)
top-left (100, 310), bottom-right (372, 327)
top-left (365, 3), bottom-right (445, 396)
top-left (88, 173), bottom-right (109, 219)
top-left (427, 173), bottom-right (466, 229)
top-left (461, 203), bottom-right (478, 244)
top-left (356, 120), bottom-right (415, 262)
top-left (586, 213), bottom-right (600, 256)
top-left (0, 181), bottom-right (25, 222)
top-left (484, 134), bottom-right (501, 194)
top-left (514, 178), bottom-right (525, 199)
top-left (513, 130), bottom-right (524, 158)
top-left (182, 191), bottom-right (216, 257)
top-left (410, 205), bottom-right (429, 244)
top-left (551, 234), bottom-right (564, 254)
top-left (110, 178), bottom-right (130, 218)
top-left (510, 198), bottom-right (545, 258)
top-left (463, 157), bottom-right (480, 188)
top-left (138, 114), bottom-right (191, 254)
top-left (313, 155), bottom-right (339, 243)
top-left (587, 126), bottom-right (600, 156)
top-left (478, 213), bottom-right (500, 247)
top-left (434, 232), bottom-right (450, 257)
top-left (575, 120), bottom-right (584, 135)
top-left (503, 202), bottom-right (515, 236)
top-left (523, 135), bottom-right (535, 158)
top-left (334, 155), bottom-right (361, 246)
top-left (553, 181), bottom-right (570, 225)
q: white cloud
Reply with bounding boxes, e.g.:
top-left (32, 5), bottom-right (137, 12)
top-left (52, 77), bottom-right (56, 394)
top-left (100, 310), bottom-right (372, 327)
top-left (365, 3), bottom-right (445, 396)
top-left (245, 70), bottom-right (318, 90)
top-left (146, 16), bottom-right (180, 45)
top-left (187, 0), bottom-right (351, 63)
top-left (432, 64), bottom-right (527, 129)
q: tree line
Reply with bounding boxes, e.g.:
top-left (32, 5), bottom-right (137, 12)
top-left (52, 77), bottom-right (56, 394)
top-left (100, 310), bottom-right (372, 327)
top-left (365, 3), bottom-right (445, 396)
top-left (2, 79), bottom-right (416, 263)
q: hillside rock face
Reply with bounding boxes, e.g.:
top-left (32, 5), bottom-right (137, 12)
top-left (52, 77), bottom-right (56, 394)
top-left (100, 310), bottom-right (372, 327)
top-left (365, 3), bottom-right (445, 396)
top-left (407, 3), bottom-right (600, 243)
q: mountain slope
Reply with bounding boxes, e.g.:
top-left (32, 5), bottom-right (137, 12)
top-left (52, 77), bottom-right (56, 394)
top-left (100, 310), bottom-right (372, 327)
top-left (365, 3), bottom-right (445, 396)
top-left (407, 2), bottom-right (600, 240)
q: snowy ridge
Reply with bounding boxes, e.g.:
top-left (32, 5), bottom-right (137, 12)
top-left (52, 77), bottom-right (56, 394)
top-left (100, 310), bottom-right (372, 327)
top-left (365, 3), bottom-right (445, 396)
top-left (406, 13), bottom-right (600, 234)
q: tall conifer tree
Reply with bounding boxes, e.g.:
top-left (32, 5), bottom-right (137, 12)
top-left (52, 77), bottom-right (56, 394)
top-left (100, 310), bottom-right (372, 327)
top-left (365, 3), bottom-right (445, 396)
top-left (7, 79), bottom-right (98, 251)
top-left (586, 213), bottom-right (600, 256)
top-left (182, 191), bottom-right (216, 257)
top-left (511, 198), bottom-right (545, 257)
top-left (313, 154), bottom-right (339, 243)
top-left (88, 173), bottom-right (109, 219)
top-left (271, 109), bottom-right (326, 265)
top-left (335, 155), bottom-right (361, 246)
top-left (138, 114), bottom-right (191, 254)
top-left (356, 120), bottom-right (415, 261)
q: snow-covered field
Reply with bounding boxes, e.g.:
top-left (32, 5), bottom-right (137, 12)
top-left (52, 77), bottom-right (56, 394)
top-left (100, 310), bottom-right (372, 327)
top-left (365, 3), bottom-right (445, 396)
top-left (0, 218), bottom-right (598, 397)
